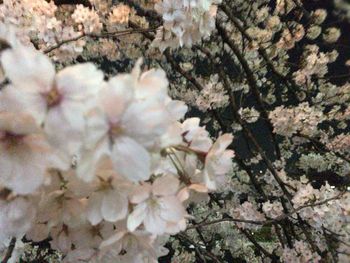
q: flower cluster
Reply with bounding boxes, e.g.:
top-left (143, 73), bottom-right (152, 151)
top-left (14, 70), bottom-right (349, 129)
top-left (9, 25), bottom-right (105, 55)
top-left (195, 74), bottom-right (230, 111)
top-left (293, 45), bottom-right (337, 86)
top-left (269, 102), bottom-right (324, 137)
top-left (327, 133), bottom-right (350, 153)
top-left (0, 0), bottom-right (85, 61)
top-left (108, 4), bottom-right (131, 25)
top-left (292, 183), bottom-right (350, 231)
top-left (153, 0), bottom-right (222, 50)
top-left (0, 0), bottom-right (349, 262)
top-left (262, 200), bottom-right (284, 219)
top-left (72, 4), bottom-right (102, 34)
top-left (0, 29), bottom-right (234, 262)
top-left (230, 202), bottom-right (265, 230)
top-left (281, 241), bottom-right (321, 263)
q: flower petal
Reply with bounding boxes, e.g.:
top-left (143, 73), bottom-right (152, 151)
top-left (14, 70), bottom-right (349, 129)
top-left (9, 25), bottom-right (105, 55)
top-left (152, 175), bottom-right (179, 196)
top-left (55, 63), bottom-right (103, 100)
top-left (127, 202), bottom-right (147, 232)
top-left (101, 191), bottom-right (128, 222)
top-left (86, 193), bottom-right (103, 225)
top-left (1, 45), bottom-right (54, 92)
top-left (144, 206), bottom-right (166, 235)
top-left (159, 196), bottom-right (186, 222)
top-left (112, 136), bottom-right (151, 182)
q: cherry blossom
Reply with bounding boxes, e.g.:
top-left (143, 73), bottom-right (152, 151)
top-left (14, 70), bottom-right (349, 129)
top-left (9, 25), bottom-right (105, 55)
top-left (203, 133), bottom-right (234, 190)
top-left (127, 175), bottom-right (187, 235)
top-left (0, 112), bottom-right (54, 194)
top-left (1, 44), bottom-right (104, 167)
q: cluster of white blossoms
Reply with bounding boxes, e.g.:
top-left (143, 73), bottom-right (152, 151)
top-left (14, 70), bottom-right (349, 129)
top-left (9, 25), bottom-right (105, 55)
top-left (262, 200), bottom-right (284, 219)
top-left (292, 183), bottom-right (350, 232)
top-left (0, 26), bottom-right (234, 262)
top-left (72, 4), bottom-right (103, 34)
top-left (230, 201), bottom-right (265, 230)
top-left (0, 0), bottom-right (223, 62)
top-left (293, 45), bottom-right (338, 86)
top-left (269, 102), bottom-right (324, 137)
top-left (0, 0), bottom-right (87, 61)
top-left (282, 240), bottom-right (321, 263)
top-left (108, 4), bottom-right (131, 25)
top-left (327, 133), bottom-right (350, 153)
top-left (0, 0), bottom-right (349, 262)
top-left (153, 0), bottom-right (222, 50)
top-left (195, 74), bottom-right (229, 112)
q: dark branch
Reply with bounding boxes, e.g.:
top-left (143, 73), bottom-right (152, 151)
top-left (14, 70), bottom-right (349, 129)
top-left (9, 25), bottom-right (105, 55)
top-left (1, 237), bottom-right (16, 263)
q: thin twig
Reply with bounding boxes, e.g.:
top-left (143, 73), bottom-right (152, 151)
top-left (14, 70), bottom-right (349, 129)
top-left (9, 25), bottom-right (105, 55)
top-left (186, 192), bottom-right (345, 229)
top-left (297, 133), bottom-right (350, 163)
top-left (44, 27), bottom-right (157, 54)
top-left (216, 21), bottom-right (281, 160)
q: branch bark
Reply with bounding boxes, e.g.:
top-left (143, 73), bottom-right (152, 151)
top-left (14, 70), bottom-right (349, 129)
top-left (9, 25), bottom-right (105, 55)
top-left (44, 27), bottom-right (157, 54)
top-left (1, 238), bottom-right (16, 263)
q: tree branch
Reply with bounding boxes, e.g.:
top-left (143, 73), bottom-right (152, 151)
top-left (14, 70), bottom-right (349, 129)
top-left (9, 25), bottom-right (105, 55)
top-left (1, 237), bottom-right (16, 263)
top-left (216, 20), bottom-right (281, 160)
top-left (44, 27), bottom-right (157, 54)
top-left (186, 192), bottom-right (345, 230)
top-left (177, 233), bottom-right (221, 263)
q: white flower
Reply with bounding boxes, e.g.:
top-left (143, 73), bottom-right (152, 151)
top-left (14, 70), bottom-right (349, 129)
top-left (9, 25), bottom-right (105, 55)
top-left (98, 221), bottom-right (161, 263)
top-left (0, 112), bottom-right (54, 194)
top-left (154, 0), bottom-right (220, 49)
top-left (203, 134), bottom-right (234, 190)
top-left (77, 61), bottom-right (182, 183)
top-left (0, 45), bottom-right (104, 167)
top-left (86, 168), bottom-right (131, 225)
top-left (127, 175), bottom-right (186, 235)
top-left (181, 118), bottom-right (213, 153)
top-left (0, 197), bottom-right (36, 240)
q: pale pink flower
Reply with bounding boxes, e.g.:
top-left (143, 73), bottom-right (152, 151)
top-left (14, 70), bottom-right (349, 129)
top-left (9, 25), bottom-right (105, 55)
top-left (127, 175), bottom-right (187, 235)
top-left (0, 112), bottom-right (53, 194)
top-left (77, 62), bottom-right (181, 183)
top-left (85, 169), bottom-right (131, 225)
top-left (181, 118), bottom-right (213, 153)
top-left (1, 45), bottom-right (104, 167)
top-left (203, 134), bottom-right (234, 190)
top-left (0, 197), bottom-right (35, 240)
top-left (98, 221), bottom-right (162, 263)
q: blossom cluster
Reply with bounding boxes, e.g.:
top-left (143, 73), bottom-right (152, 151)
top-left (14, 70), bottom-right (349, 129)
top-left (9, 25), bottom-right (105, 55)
top-left (269, 102), bottom-right (324, 137)
top-left (0, 0), bottom-right (350, 262)
top-left (72, 4), bottom-right (103, 34)
top-left (0, 1), bottom-right (145, 62)
top-left (293, 45), bottom-right (338, 86)
top-left (0, 25), bottom-right (234, 262)
top-left (292, 183), bottom-right (350, 232)
top-left (0, 0), bottom-right (223, 63)
top-left (153, 0), bottom-right (222, 50)
top-left (194, 74), bottom-right (229, 111)
top-left (281, 240), bottom-right (321, 263)
top-left (0, 0), bottom-right (85, 61)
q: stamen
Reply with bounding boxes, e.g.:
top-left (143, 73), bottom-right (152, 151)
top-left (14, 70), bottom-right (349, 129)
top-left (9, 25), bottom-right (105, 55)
top-left (45, 86), bottom-right (62, 107)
